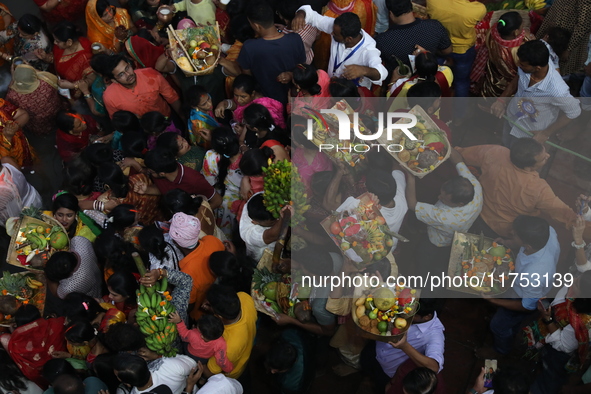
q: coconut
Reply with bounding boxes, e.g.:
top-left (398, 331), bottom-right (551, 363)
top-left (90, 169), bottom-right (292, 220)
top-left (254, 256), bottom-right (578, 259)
top-left (50, 231), bottom-right (68, 249)
top-left (417, 150), bottom-right (439, 168)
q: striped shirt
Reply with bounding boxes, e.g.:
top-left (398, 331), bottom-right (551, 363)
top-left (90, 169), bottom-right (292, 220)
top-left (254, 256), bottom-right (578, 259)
top-left (507, 67), bottom-right (581, 139)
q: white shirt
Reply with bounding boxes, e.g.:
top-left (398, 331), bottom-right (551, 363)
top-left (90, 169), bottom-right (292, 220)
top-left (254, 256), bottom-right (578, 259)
top-left (239, 192), bottom-right (276, 261)
top-left (546, 287), bottom-right (591, 354)
top-left (0, 163), bottom-right (42, 227)
top-left (378, 170), bottom-right (408, 250)
top-left (298, 5), bottom-right (388, 89)
top-left (132, 356), bottom-right (197, 394)
top-left (415, 163), bottom-right (483, 247)
top-left (197, 374), bottom-right (243, 394)
top-left (508, 67), bottom-right (581, 139)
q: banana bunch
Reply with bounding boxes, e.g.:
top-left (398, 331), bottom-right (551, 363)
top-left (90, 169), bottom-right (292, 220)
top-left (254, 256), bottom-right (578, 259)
top-left (263, 159), bottom-right (310, 227)
top-left (135, 277), bottom-right (178, 357)
top-left (25, 232), bottom-right (48, 250)
top-left (525, 0), bottom-right (546, 9)
top-left (26, 277), bottom-right (43, 290)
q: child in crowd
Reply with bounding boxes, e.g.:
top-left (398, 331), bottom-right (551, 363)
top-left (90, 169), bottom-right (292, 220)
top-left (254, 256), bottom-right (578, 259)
top-left (156, 131), bottom-right (206, 172)
top-left (168, 311), bottom-right (233, 373)
top-left (104, 110), bottom-right (141, 151)
top-left (140, 111), bottom-right (181, 150)
top-left (187, 85), bottom-right (219, 149)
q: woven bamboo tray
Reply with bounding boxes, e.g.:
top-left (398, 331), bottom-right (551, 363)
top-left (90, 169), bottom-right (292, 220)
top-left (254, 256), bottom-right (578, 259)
top-left (167, 23), bottom-right (221, 76)
top-left (7, 215), bottom-right (69, 271)
top-left (377, 105), bottom-right (451, 178)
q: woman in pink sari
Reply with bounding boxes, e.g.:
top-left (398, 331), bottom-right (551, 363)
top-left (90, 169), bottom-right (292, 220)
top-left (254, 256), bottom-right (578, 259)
top-left (214, 74), bottom-right (285, 129)
top-left (290, 117), bottom-right (333, 197)
top-left (289, 63), bottom-right (331, 116)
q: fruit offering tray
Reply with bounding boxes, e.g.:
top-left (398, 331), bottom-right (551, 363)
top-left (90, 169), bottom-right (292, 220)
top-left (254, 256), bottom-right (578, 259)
top-left (167, 24), bottom-right (221, 76)
top-left (447, 231), bottom-right (516, 296)
top-left (7, 215), bottom-right (69, 270)
top-left (301, 100), bottom-right (369, 167)
top-left (0, 271), bottom-right (46, 327)
top-left (352, 283), bottom-right (420, 343)
top-left (377, 105), bottom-right (450, 178)
top-left (251, 249), bottom-right (312, 322)
top-left (321, 193), bottom-right (395, 268)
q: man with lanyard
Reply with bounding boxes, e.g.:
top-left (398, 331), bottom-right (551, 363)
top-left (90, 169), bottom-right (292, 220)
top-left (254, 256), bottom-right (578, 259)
top-left (292, 5), bottom-right (388, 90)
top-left (491, 40), bottom-right (581, 148)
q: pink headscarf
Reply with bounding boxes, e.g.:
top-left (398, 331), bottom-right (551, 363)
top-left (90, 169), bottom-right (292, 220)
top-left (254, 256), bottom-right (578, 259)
top-left (170, 212), bottom-right (201, 248)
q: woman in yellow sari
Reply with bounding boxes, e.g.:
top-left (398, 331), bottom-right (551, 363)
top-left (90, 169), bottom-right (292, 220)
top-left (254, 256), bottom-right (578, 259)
top-left (86, 0), bottom-right (135, 53)
top-left (0, 98), bottom-right (35, 167)
top-left (45, 191), bottom-right (102, 243)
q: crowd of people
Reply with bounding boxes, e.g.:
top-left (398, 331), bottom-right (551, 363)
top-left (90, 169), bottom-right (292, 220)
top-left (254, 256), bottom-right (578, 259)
top-left (0, 0), bottom-right (591, 393)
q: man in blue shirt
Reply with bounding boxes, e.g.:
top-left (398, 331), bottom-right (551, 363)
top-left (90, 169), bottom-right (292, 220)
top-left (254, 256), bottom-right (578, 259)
top-left (479, 215), bottom-right (560, 357)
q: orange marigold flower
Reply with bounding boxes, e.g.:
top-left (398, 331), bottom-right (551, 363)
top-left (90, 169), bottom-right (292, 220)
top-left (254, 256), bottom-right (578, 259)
top-left (1, 290), bottom-right (7, 295)
top-left (159, 301), bottom-right (166, 306)
top-left (151, 315), bottom-right (158, 321)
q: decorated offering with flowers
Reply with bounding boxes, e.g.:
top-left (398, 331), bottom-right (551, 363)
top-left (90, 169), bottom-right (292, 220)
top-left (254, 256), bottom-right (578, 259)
top-left (133, 252), bottom-right (178, 357)
top-left (251, 265), bottom-right (313, 322)
top-left (7, 207), bottom-right (69, 270)
top-left (301, 100), bottom-right (369, 167)
top-left (321, 193), bottom-right (395, 268)
top-left (378, 105), bottom-right (450, 178)
top-left (0, 271), bottom-right (46, 327)
top-left (262, 159), bottom-right (309, 227)
top-left (167, 24), bottom-right (221, 76)
top-left (447, 232), bottom-right (516, 295)
top-left (352, 283), bottom-right (420, 342)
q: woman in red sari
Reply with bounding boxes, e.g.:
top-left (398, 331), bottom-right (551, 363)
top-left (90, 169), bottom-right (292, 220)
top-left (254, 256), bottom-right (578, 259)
top-left (33, 0), bottom-right (86, 24)
top-left (35, 22), bottom-right (94, 99)
top-left (0, 305), bottom-right (66, 389)
top-left (55, 111), bottom-right (99, 163)
top-left (471, 12), bottom-right (533, 97)
top-left (124, 34), bottom-right (175, 74)
top-left (0, 99), bottom-right (35, 167)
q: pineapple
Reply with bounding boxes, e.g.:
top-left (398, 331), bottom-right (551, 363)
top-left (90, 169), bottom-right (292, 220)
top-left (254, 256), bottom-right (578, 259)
top-left (252, 267), bottom-right (281, 291)
top-left (20, 207), bottom-right (43, 220)
top-left (0, 272), bottom-right (31, 299)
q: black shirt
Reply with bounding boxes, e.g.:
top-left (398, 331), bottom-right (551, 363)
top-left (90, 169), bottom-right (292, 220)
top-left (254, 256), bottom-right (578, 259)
top-left (238, 33), bottom-right (306, 105)
top-left (375, 19), bottom-right (452, 73)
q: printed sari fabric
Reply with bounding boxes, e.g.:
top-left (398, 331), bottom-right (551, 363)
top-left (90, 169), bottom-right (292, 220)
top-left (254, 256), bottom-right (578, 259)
top-left (188, 108), bottom-right (219, 149)
top-left (313, 0), bottom-right (377, 70)
top-left (86, 0), bottom-right (133, 53)
top-left (7, 317), bottom-right (67, 389)
top-left (0, 3), bottom-right (16, 67)
top-left (472, 23), bottom-right (528, 97)
top-left (33, 0), bottom-right (86, 23)
top-left (0, 99), bottom-right (36, 167)
top-left (53, 36), bottom-right (94, 82)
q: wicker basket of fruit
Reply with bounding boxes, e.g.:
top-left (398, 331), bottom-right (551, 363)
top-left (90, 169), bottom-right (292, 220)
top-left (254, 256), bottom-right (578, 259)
top-left (301, 100), bottom-right (369, 168)
top-left (251, 249), bottom-right (313, 322)
top-left (447, 231), bottom-right (516, 296)
top-left (377, 105), bottom-right (450, 178)
top-left (6, 208), bottom-right (69, 271)
top-left (352, 283), bottom-right (420, 342)
top-left (0, 271), bottom-right (46, 327)
top-left (321, 193), bottom-right (401, 268)
top-left (167, 24), bottom-right (221, 76)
